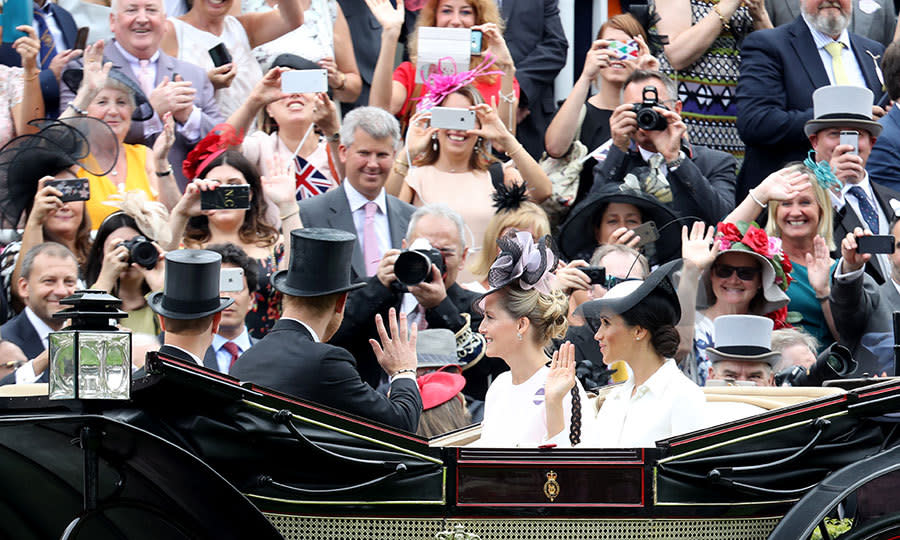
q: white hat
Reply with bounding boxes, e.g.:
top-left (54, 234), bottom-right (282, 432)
top-left (706, 315), bottom-right (781, 367)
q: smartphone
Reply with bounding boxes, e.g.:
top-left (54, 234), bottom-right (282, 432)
top-left (281, 69), bottom-right (328, 94)
top-left (581, 266), bottom-right (606, 285)
top-left (470, 29), bottom-right (483, 55)
top-left (73, 27), bottom-right (89, 51)
top-left (607, 39), bottom-right (640, 61)
top-left (220, 267), bottom-right (245, 292)
top-left (1, 0), bottom-right (33, 43)
top-left (208, 43), bottom-right (233, 68)
top-left (200, 185), bottom-right (251, 210)
top-left (631, 220), bottom-right (660, 249)
top-left (45, 178), bottom-right (90, 202)
top-left (840, 130), bottom-right (859, 155)
top-left (856, 234), bottom-right (896, 254)
top-left (430, 107), bottom-right (476, 130)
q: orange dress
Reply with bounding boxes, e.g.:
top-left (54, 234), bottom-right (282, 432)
top-left (84, 143), bottom-right (156, 229)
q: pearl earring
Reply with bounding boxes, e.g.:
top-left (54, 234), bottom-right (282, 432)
top-left (432, 133), bottom-right (438, 152)
top-left (517, 333), bottom-right (523, 341)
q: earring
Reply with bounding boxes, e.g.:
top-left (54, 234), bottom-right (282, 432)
top-left (474, 136), bottom-right (483, 152)
top-left (635, 335), bottom-right (642, 341)
top-left (432, 133), bottom-right (438, 152)
top-left (517, 333), bottom-right (523, 341)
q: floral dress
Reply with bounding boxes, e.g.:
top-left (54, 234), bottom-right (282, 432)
top-left (246, 243), bottom-right (284, 339)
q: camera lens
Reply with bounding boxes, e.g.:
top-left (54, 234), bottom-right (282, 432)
top-left (395, 251), bottom-right (432, 286)
top-left (129, 238), bottom-right (158, 269)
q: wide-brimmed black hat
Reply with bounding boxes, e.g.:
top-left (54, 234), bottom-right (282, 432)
top-left (557, 182), bottom-right (681, 262)
top-left (576, 259), bottom-right (682, 332)
top-left (62, 66), bottom-right (154, 122)
top-left (148, 250), bottom-right (234, 320)
top-left (0, 116), bottom-right (118, 225)
top-left (271, 228), bottom-right (366, 297)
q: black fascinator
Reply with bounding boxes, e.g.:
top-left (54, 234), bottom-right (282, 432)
top-left (492, 181), bottom-right (529, 213)
top-left (480, 231), bottom-right (559, 301)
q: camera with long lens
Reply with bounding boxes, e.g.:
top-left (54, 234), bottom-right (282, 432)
top-left (394, 239), bottom-right (447, 286)
top-left (776, 343), bottom-right (858, 387)
top-left (117, 236), bottom-right (158, 270)
top-left (632, 86), bottom-right (668, 131)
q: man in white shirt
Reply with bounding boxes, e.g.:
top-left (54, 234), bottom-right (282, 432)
top-left (203, 243), bottom-right (258, 374)
top-left (0, 242), bottom-right (78, 385)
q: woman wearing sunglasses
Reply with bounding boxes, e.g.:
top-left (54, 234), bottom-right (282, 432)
top-left (675, 218), bottom-right (792, 385)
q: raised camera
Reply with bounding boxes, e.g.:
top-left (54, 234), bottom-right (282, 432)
top-left (117, 236), bottom-right (158, 270)
top-left (632, 86), bottom-right (668, 131)
top-left (395, 239), bottom-right (447, 286)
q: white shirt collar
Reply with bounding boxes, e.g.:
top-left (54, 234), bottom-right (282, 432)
top-left (113, 40), bottom-right (161, 65)
top-left (832, 172), bottom-right (874, 209)
top-left (616, 358), bottom-right (680, 401)
top-left (213, 328), bottom-right (252, 352)
top-left (282, 317), bottom-right (321, 342)
top-left (23, 306), bottom-right (53, 350)
top-left (343, 179), bottom-right (387, 215)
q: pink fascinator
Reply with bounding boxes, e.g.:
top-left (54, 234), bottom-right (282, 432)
top-left (484, 231), bottom-right (558, 296)
top-left (416, 54), bottom-right (504, 112)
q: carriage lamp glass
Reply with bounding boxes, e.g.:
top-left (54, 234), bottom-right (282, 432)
top-left (48, 290), bottom-right (131, 400)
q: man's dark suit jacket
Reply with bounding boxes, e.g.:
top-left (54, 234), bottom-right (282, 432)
top-left (501, 0), bottom-right (567, 158)
top-left (230, 319), bottom-right (421, 432)
top-left (158, 343), bottom-right (200, 364)
top-left (832, 181), bottom-right (900, 285)
top-left (202, 335), bottom-right (258, 374)
top-left (0, 2), bottom-right (77, 118)
top-left (831, 269), bottom-right (900, 376)
top-left (591, 143), bottom-right (738, 225)
top-left (735, 16), bottom-right (885, 201)
top-left (297, 184), bottom-right (415, 387)
top-left (0, 311), bottom-right (47, 385)
top-left (868, 106), bottom-right (900, 193)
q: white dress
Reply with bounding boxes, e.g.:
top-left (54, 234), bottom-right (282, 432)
top-left (243, 0), bottom-right (337, 68)
top-left (475, 365), bottom-right (591, 448)
top-left (168, 16), bottom-right (264, 122)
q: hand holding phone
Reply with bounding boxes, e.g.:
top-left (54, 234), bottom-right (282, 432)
top-left (580, 266), bottom-right (606, 285)
top-left (208, 43), bottom-right (233, 68)
top-left (74, 27), bottom-right (89, 51)
top-left (840, 130), bottom-right (859, 156)
top-left (856, 234), bottom-right (895, 254)
top-left (470, 29), bottom-right (483, 55)
top-left (631, 221), bottom-right (660, 249)
top-left (607, 40), bottom-right (640, 61)
top-left (430, 107), bottom-right (476, 130)
top-left (281, 69), bottom-right (328, 94)
top-left (200, 185), bottom-right (251, 210)
top-left (45, 178), bottom-right (90, 202)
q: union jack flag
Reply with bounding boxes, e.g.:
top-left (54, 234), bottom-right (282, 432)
top-left (294, 155), bottom-right (332, 200)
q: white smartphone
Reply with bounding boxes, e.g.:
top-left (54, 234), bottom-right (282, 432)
top-left (840, 130), bottom-right (859, 155)
top-left (430, 107), bottom-right (476, 130)
top-left (281, 69), bottom-right (328, 94)
top-left (220, 267), bottom-right (245, 292)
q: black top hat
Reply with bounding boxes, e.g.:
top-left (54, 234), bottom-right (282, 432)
top-left (271, 228), bottom-right (367, 297)
top-left (62, 66), bottom-right (154, 122)
top-left (576, 259), bottom-right (682, 331)
top-left (556, 183), bottom-right (681, 263)
top-left (148, 250), bottom-right (234, 320)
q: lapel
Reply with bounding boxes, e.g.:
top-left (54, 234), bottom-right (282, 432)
top-left (203, 345), bottom-right (218, 371)
top-left (325, 185), bottom-right (365, 278)
top-left (155, 52), bottom-right (176, 85)
top-left (850, 35), bottom-right (884, 93)
top-left (104, 40), bottom-right (138, 81)
top-left (789, 18), bottom-right (830, 90)
top-left (16, 314), bottom-right (45, 359)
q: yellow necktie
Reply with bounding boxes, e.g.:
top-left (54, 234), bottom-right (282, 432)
top-left (825, 41), bottom-right (850, 84)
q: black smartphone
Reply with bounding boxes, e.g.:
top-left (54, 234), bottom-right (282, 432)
top-left (581, 266), bottom-right (606, 285)
top-left (200, 185), bottom-right (251, 210)
top-left (73, 27), bottom-right (89, 50)
top-left (631, 220), bottom-right (660, 249)
top-left (45, 178), bottom-right (90, 202)
top-left (208, 43), bottom-right (232, 68)
top-left (857, 234), bottom-right (896, 254)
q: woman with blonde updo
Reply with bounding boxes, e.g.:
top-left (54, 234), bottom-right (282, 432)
top-left (474, 231), bottom-right (591, 447)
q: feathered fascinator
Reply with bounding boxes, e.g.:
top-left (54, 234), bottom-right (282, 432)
top-left (102, 190), bottom-right (173, 247)
top-left (492, 181), bottom-right (528, 213)
top-left (416, 55), bottom-right (504, 112)
top-left (485, 231), bottom-right (558, 296)
top-left (182, 124), bottom-right (244, 181)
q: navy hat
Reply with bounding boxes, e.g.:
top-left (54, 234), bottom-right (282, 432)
top-left (271, 228), bottom-right (366, 297)
top-left (148, 250), bottom-right (233, 320)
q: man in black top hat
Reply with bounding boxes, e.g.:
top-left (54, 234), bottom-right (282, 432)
top-left (231, 228), bottom-right (422, 432)
top-left (149, 250), bottom-right (233, 364)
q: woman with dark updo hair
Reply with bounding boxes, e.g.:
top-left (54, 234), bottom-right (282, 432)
top-left (545, 260), bottom-right (706, 447)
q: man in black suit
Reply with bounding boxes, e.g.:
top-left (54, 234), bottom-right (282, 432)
top-left (231, 228), bottom-right (422, 432)
top-left (501, 0), bottom-right (568, 159)
top-left (149, 250), bottom-right (233, 365)
top-left (0, 0), bottom-right (81, 118)
top-left (735, 0), bottom-right (885, 201)
top-left (804, 85), bottom-right (900, 285)
top-left (591, 70), bottom-right (737, 226)
top-left (297, 106), bottom-right (415, 386)
top-left (0, 242), bottom-right (78, 385)
top-left (202, 243), bottom-right (258, 374)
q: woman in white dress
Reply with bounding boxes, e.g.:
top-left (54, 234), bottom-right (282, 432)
top-left (474, 231), bottom-right (590, 448)
top-left (160, 0), bottom-right (306, 120)
top-left (545, 260), bottom-right (707, 448)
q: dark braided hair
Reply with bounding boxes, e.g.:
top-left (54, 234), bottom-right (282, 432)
top-left (569, 387), bottom-right (582, 445)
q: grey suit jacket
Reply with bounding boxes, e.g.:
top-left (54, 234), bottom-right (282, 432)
top-left (297, 184), bottom-right (414, 280)
top-left (59, 39), bottom-right (224, 189)
top-left (764, 0), bottom-right (897, 46)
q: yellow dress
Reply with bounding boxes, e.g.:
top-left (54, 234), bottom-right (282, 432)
top-left (84, 143), bottom-right (156, 229)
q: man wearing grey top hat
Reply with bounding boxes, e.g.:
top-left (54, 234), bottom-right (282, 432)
top-left (805, 85), bottom-right (900, 285)
top-left (150, 249), bottom-right (234, 365)
top-left (706, 315), bottom-right (780, 386)
top-left (230, 228), bottom-right (422, 432)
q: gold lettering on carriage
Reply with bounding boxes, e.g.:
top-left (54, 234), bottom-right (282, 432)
top-left (543, 470), bottom-right (560, 502)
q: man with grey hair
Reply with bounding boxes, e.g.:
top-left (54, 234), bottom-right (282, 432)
top-left (299, 106), bottom-right (415, 387)
top-left (591, 70), bottom-right (737, 227)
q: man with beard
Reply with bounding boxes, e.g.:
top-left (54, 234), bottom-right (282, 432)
top-left (735, 0), bottom-right (885, 201)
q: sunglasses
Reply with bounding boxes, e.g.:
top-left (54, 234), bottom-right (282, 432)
top-left (713, 264), bottom-right (761, 281)
top-left (604, 276), bottom-right (640, 289)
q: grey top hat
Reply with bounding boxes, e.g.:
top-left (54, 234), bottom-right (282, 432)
top-left (804, 85), bottom-right (883, 137)
top-left (271, 228), bottom-right (367, 297)
top-left (706, 314), bottom-right (781, 367)
top-left (148, 250), bottom-right (234, 320)
top-left (416, 328), bottom-right (459, 369)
